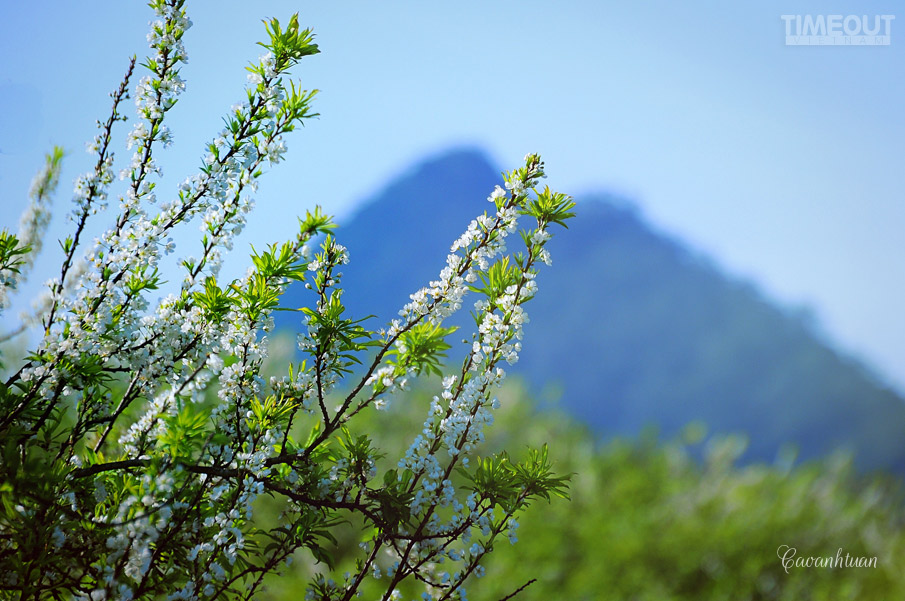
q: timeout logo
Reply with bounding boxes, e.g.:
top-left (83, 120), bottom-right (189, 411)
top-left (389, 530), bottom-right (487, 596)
top-left (781, 14), bottom-right (894, 45)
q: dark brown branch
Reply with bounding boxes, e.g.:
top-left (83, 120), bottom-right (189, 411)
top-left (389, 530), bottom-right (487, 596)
top-left (498, 579), bottom-right (537, 601)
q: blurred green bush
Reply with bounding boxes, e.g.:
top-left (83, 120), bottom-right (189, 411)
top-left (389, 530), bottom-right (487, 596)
top-left (253, 345), bottom-right (905, 601)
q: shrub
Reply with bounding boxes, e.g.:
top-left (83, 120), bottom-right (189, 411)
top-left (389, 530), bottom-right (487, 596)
top-left (0, 2), bottom-right (573, 600)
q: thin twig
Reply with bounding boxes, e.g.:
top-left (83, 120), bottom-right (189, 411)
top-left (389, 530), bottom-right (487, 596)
top-left (498, 579), bottom-right (537, 601)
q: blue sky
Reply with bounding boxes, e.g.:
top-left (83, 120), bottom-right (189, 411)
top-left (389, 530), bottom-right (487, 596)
top-left (1, 1), bottom-right (903, 391)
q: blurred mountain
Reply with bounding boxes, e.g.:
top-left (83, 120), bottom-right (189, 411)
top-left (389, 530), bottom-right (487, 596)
top-left (276, 147), bottom-right (905, 472)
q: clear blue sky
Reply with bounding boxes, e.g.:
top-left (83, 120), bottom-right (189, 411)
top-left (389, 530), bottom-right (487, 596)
top-left (1, 1), bottom-right (903, 391)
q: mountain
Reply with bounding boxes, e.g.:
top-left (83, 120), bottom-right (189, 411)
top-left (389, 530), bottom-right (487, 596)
top-left (275, 147), bottom-right (905, 473)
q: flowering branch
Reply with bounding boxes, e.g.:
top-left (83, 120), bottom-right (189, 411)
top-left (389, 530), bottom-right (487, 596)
top-left (0, 6), bottom-right (572, 601)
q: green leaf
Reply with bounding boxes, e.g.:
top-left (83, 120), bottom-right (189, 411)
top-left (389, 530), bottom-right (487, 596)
top-left (389, 323), bottom-right (457, 377)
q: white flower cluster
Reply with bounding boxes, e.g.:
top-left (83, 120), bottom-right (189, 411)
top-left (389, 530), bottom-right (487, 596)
top-left (400, 369), bottom-right (504, 517)
top-left (19, 2), bottom-right (193, 394)
top-left (296, 239), bottom-right (351, 401)
top-left (188, 434), bottom-right (275, 580)
top-left (398, 176), bottom-right (548, 499)
top-left (106, 226), bottom-right (313, 593)
top-left (383, 166), bottom-right (558, 595)
top-left (389, 186), bottom-right (521, 338)
top-left (212, 308), bottom-right (267, 434)
top-left (0, 151), bottom-right (62, 311)
top-left (11, 10), bottom-right (329, 595)
top-left (189, 188), bottom-right (255, 285)
top-left (90, 470), bottom-right (182, 600)
top-left (364, 364), bottom-right (412, 410)
top-left (71, 147), bottom-right (116, 220)
top-left (178, 52), bottom-right (297, 288)
top-left (270, 368), bottom-right (317, 414)
top-left (123, 3), bottom-right (191, 209)
top-left (117, 296), bottom-right (219, 458)
top-left (20, 26), bottom-right (300, 424)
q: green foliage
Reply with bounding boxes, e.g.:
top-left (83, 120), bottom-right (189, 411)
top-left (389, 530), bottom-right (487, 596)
top-left (521, 185), bottom-right (576, 229)
top-left (469, 257), bottom-right (522, 307)
top-left (193, 276), bottom-right (237, 318)
top-left (483, 436), bottom-right (905, 600)
top-left (0, 232), bottom-right (29, 279)
top-left (300, 292), bottom-right (376, 373)
top-left (257, 14), bottom-right (320, 71)
top-left (389, 323), bottom-right (456, 376)
top-left (158, 403), bottom-right (210, 458)
top-left (263, 380), bottom-right (905, 601)
top-left (39, 147), bottom-right (65, 189)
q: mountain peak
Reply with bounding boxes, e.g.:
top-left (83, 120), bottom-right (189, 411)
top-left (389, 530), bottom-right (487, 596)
top-left (342, 147), bottom-right (498, 230)
top-left (403, 146), bottom-right (497, 182)
top-left (278, 147), bottom-right (905, 473)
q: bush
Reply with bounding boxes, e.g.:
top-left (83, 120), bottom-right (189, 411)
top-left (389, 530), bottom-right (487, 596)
top-left (0, 2), bottom-right (573, 600)
top-left (328, 381), bottom-right (905, 601)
